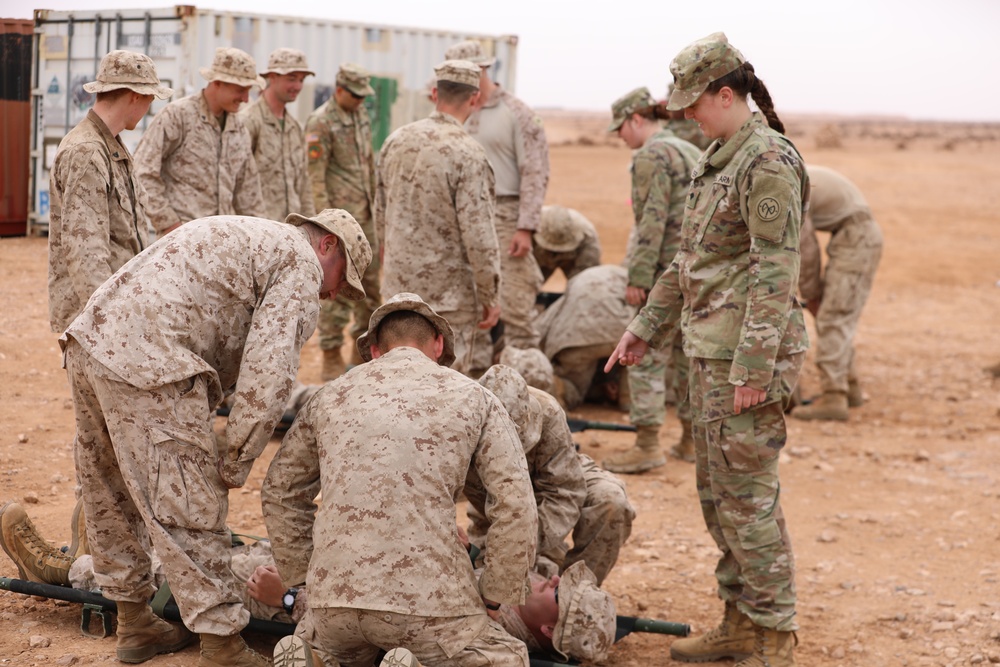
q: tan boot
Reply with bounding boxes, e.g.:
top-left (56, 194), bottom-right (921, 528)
top-left (68, 497), bottom-right (89, 559)
top-left (847, 379), bottom-right (864, 408)
top-left (321, 349), bottom-right (346, 382)
top-left (670, 601), bottom-right (755, 662)
top-left (602, 425), bottom-right (666, 474)
top-left (199, 633), bottom-right (271, 667)
top-left (790, 391), bottom-right (849, 421)
top-left (0, 501), bottom-right (75, 586)
top-left (733, 625), bottom-right (798, 667)
top-left (273, 635), bottom-right (317, 667)
top-left (668, 419), bottom-right (695, 462)
top-left (551, 376), bottom-right (569, 410)
top-left (380, 647), bottom-right (422, 667)
top-left (116, 600), bottom-right (193, 663)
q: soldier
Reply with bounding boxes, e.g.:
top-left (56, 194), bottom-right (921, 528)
top-left (262, 292), bottom-right (537, 667)
top-left (239, 48), bottom-right (316, 223)
top-left (306, 63), bottom-right (381, 379)
top-left (133, 47), bottom-right (264, 235)
top-left (445, 39), bottom-right (549, 351)
top-left (665, 83), bottom-right (714, 151)
top-left (472, 365), bottom-right (635, 586)
top-left (604, 87), bottom-right (701, 474)
top-left (533, 205), bottom-right (602, 282)
top-left (47, 50), bottom-right (172, 333)
top-left (791, 165), bottom-right (882, 421)
top-left (608, 33), bottom-right (809, 666)
top-left (375, 60), bottom-right (500, 378)
top-left (62, 210), bottom-right (371, 667)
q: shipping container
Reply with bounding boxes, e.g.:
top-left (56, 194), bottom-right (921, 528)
top-left (1, 19), bottom-right (33, 236)
top-left (27, 6), bottom-right (519, 234)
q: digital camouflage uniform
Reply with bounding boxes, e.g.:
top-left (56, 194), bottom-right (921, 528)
top-left (61, 216), bottom-right (332, 635)
top-left (375, 111), bottom-right (499, 377)
top-left (307, 77), bottom-right (380, 357)
top-left (133, 92), bottom-right (264, 232)
top-left (261, 345), bottom-right (536, 667)
top-left (628, 112), bottom-right (809, 631)
top-left (799, 165), bottom-right (882, 395)
top-left (533, 206), bottom-right (602, 282)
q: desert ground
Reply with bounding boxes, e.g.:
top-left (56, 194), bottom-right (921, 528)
top-left (1, 111), bottom-right (999, 667)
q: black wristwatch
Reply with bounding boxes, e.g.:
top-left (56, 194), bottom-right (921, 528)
top-left (282, 587), bottom-right (299, 615)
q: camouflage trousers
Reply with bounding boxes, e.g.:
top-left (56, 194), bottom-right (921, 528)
top-left (814, 218), bottom-right (882, 393)
top-left (64, 339), bottom-right (250, 635)
top-left (552, 342), bottom-right (617, 410)
top-left (628, 329), bottom-right (690, 426)
top-left (318, 214), bottom-right (381, 352)
top-left (688, 353), bottom-right (804, 632)
top-left (495, 197), bottom-right (543, 349)
top-left (444, 308), bottom-right (494, 379)
top-left (295, 607), bottom-right (529, 667)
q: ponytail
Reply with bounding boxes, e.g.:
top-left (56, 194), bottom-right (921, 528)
top-left (705, 62), bottom-right (785, 134)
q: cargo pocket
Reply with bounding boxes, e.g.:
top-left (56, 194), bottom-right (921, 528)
top-left (735, 515), bottom-right (783, 552)
top-left (150, 431), bottom-right (227, 532)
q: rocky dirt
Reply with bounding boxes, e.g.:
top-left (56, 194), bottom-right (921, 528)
top-left (1, 113), bottom-right (999, 666)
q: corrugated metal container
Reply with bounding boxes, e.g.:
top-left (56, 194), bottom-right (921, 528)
top-left (1, 19), bottom-right (33, 236)
top-left (27, 6), bottom-right (519, 234)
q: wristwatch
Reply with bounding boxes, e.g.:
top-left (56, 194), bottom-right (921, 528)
top-left (282, 587), bottom-right (299, 615)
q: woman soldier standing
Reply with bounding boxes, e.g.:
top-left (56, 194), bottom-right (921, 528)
top-left (605, 33), bottom-right (809, 667)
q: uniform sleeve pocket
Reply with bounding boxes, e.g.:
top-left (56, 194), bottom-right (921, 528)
top-left (150, 431), bottom-right (228, 532)
top-left (747, 171), bottom-right (794, 243)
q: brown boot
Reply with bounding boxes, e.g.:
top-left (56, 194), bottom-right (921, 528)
top-left (321, 349), bottom-right (346, 382)
top-left (847, 379), bottom-right (864, 408)
top-left (273, 635), bottom-right (316, 667)
top-left (380, 647), bottom-right (422, 667)
top-left (602, 425), bottom-right (666, 474)
top-left (668, 419), bottom-right (695, 462)
top-left (551, 376), bottom-right (569, 410)
top-left (790, 391), bottom-right (849, 421)
top-left (670, 601), bottom-right (755, 662)
top-left (733, 625), bottom-right (798, 667)
top-left (199, 633), bottom-right (271, 667)
top-left (116, 600), bottom-right (193, 663)
top-left (0, 501), bottom-right (75, 585)
top-left (69, 497), bottom-right (89, 559)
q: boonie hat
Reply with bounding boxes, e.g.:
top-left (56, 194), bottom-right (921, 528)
top-left (536, 206), bottom-right (586, 253)
top-left (479, 365), bottom-right (542, 450)
top-left (498, 346), bottom-right (555, 395)
top-left (336, 63), bottom-right (375, 97)
top-left (552, 561), bottom-right (617, 663)
top-left (261, 48), bottom-right (315, 77)
top-left (666, 32), bottom-right (745, 111)
top-left (608, 86), bottom-right (657, 132)
top-left (285, 209), bottom-right (372, 302)
top-left (434, 60), bottom-right (481, 89)
top-left (83, 50), bottom-right (173, 99)
top-left (444, 39), bottom-right (496, 67)
top-left (356, 292), bottom-right (456, 366)
top-left (200, 47), bottom-right (265, 89)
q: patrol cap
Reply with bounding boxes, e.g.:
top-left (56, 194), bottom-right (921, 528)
top-left (83, 50), bottom-right (173, 99)
top-left (552, 561), bottom-right (617, 663)
top-left (356, 292), bottom-right (456, 366)
top-left (498, 346), bottom-right (555, 395)
top-left (536, 206), bottom-right (585, 253)
top-left (285, 209), bottom-right (372, 302)
top-left (434, 60), bottom-right (481, 89)
top-left (479, 365), bottom-right (542, 450)
top-left (608, 86), bottom-right (656, 132)
top-left (336, 63), bottom-right (375, 97)
top-left (261, 48), bottom-right (315, 77)
top-left (444, 39), bottom-right (496, 67)
top-left (666, 32), bottom-right (745, 111)
top-left (200, 47), bottom-right (266, 89)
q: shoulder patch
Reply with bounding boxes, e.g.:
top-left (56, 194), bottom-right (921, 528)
top-left (305, 132), bottom-right (320, 144)
top-left (747, 172), bottom-right (792, 243)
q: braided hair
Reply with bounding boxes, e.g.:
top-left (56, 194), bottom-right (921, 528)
top-left (705, 62), bottom-right (784, 134)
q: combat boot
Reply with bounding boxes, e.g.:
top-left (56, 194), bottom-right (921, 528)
top-left (602, 425), bottom-right (666, 474)
top-left (551, 376), bottom-right (569, 410)
top-left (847, 379), bottom-right (864, 408)
top-left (669, 601), bottom-right (755, 662)
top-left (68, 497), bottom-right (89, 558)
top-left (380, 647), bottom-right (423, 667)
top-left (116, 600), bottom-right (193, 663)
top-left (733, 625), bottom-right (798, 667)
top-left (668, 419), bottom-right (695, 463)
top-left (321, 349), bottom-right (346, 382)
top-left (199, 633), bottom-right (271, 667)
top-left (273, 635), bottom-right (316, 667)
top-left (0, 501), bottom-right (74, 586)
top-left (790, 391), bottom-right (849, 422)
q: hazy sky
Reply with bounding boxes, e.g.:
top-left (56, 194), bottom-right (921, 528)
top-left (6, 0), bottom-right (999, 122)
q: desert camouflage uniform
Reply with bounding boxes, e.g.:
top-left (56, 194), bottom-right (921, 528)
top-left (47, 109), bottom-right (148, 332)
top-left (466, 85), bottom-right (549, 349)
top-left (533, 206), bottom-right (602, 281)
top-left (628, 113), bottom-right (809, 631)
top-left (61, 216), bottom-right (323, 635)
top-left (537, 265), bottom-right (637, 409)
top-left (307, 99), bottom-right (380, 355)
top-left (133, 92), bottom-right (264, 232)
top-left (376, 112), bottom-right (499, 376)
top-left (239, 96), bottom-right (315, 222)
top-left (799, 165), bottom-right (882, 394)
top-left (627, 128), bottom-right (701, 428)
top-left (666, 117), bottom-right (713, 151)
top-left (261, 345), bottom-right (536, 667)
